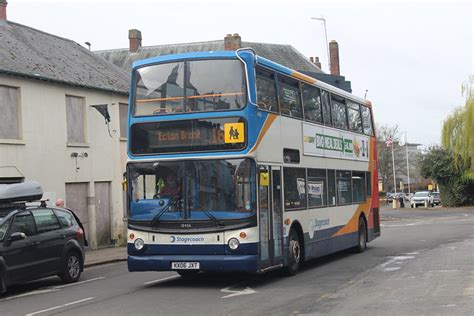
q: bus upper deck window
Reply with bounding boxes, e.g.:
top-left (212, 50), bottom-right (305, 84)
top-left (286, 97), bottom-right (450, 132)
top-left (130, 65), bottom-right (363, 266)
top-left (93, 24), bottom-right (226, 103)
top-left (256, 68), bottom-right (278, 112)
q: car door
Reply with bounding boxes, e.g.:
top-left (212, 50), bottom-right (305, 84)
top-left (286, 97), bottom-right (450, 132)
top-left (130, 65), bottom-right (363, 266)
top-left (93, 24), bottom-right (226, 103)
top-left (1, 211), bottom-right (40, 283)
top-left (31, 209), bottom-right (66, 276)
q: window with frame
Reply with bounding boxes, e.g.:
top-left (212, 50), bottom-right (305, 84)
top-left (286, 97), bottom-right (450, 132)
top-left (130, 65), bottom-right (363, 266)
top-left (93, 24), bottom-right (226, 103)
top-left (347, 101), bottom-right (363, 133)
top-left (336, 170), bottom-right (352, 205)
top-left (10, 211), bottom-right (36, 236)
top-left (327, 169), bottom-right (336, 206)
top-left (0, 85), bottom-right (20, 140)
top-left (307, 169), bottom-right (327, 207)
top-left (32, 209), bottom-right (61, 234)
top-left (283, 168), bottom-right (307, 210)
top-left (119, 103), bottom-right (128, 138)
top-left (256, 68), bottom-right (278, 112)
top-left (278, 75), bottom-right (303, 118)
top-left (352, 171), bottom-right (366, 203)
top-left (54, 209), bottom-right (76, 228)
top-left (302, 84), bottom-right (323, 124)
top-left (283, 148), bottom-right (300, 163)
top-left (361, 105), bottom-right (374, 136)
top-left (321, 90), bottom-right (332, 126)
top-left (66, 95), bottom-right (86, 143)
top-left (331, 94), bottom-right (348, 129)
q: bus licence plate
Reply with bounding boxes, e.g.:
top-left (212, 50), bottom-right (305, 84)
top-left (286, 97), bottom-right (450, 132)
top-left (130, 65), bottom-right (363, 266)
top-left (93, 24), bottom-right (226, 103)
top-left (171, 262), bottom-right (200, 269)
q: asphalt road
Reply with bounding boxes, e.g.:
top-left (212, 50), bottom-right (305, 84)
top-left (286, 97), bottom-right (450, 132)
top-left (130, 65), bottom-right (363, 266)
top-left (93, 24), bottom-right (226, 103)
top-left (1, 208), bottom-right (473, 316)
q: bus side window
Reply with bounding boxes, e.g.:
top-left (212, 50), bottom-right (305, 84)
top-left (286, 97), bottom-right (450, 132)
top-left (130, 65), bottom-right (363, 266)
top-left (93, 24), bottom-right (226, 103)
top-left (302, 84), bottom-right (323, 124)
top-left (278, 75), bottom-right (303, 119)
top-left (327, 169), bottom-right (336, 206)
top-left (347, 101), bottom-right (363, 133)
top-left (352, 171), bottom-right (366, 203)
top-left (307, 168), bottom-right (327, 207)
top-left (256, 68), bottom-right (278, 112)
top-left (331, 94), bottom-right (348, 130)
top-left (361, 105), bottom-right (374, 136)
top-left (321, 90), bottom-right (332, 126)
top-left (336, 170), bottom-right (352, 205)
top-left (283, 167), bottom-right (307, 210)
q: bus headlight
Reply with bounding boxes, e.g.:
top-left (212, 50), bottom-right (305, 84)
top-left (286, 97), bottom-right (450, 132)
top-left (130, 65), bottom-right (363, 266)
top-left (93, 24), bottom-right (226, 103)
top-left (228, 238), bottom-right (240, 250)
top-left (134, 238), bottom-right (145, 251)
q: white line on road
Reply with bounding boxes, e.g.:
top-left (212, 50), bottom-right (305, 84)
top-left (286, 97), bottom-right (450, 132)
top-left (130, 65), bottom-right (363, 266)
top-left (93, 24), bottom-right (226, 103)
top-left (382, 267), bottom-right (400, 272)
top-left (53, 277), bottom-right (105, 289)
top-left (144, 275), bottom-right (180, 285)
top-left (221, 281), bottom-right (257, 299)
top-left (0, 289), bottom-right (60, 301)
top-left (24, 297), bottom-right (94, 316)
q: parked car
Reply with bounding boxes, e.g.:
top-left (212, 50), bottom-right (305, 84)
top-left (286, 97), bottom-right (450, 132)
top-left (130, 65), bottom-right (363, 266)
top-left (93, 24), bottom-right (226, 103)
top-left (432, 192), bottom-right (441, 206)
top-left (0, 182), bottom-right (87, 294)
top-left (410, 191), bottom-right (434, 208)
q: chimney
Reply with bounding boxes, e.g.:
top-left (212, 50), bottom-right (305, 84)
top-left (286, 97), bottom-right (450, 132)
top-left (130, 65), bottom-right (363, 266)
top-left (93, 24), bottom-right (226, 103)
top-left (224, 33), bottom-right (241, 51)
top-left (0, 0), bottom-right (7, 21)
top-left (129, 29), bottom-right (142, 53)
top-left (310, 57), bottom-right (314, 63)
top-left (329, 40), bottom-right (340, 76)
top-left (314, 57), bottom-right (322, 70)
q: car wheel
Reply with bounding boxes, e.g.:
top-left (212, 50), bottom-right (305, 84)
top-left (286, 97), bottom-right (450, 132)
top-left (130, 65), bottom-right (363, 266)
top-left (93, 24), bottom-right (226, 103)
top-left (354, 218), bottom-right (367, 253)
top-left (284, 228), bottom-right (301, 276)
top-left (60, 251), bottom-right (82, 283)
top-left (0, 269), bottom-right (7, 294)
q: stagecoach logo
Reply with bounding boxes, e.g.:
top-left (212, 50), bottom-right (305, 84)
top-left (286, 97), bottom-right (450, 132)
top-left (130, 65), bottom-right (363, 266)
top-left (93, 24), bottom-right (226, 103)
top-left (169, 235), bottom-right (205, 243)
top-left (308, 218), bottom-right (330, 239)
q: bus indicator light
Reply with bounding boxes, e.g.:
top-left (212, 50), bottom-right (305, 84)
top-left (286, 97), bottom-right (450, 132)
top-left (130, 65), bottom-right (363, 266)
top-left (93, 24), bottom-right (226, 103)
top-left (129, 233), bottom-right (135, 240)
top-left (239, 232), bottom-right (247, 239)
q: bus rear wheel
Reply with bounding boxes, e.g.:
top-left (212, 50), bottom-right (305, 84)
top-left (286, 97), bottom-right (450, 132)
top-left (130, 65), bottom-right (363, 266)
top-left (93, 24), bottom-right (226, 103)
top-left (284, 228), bottom-right (301, 276)
top-left (354, 218), bottom-right (367, 253)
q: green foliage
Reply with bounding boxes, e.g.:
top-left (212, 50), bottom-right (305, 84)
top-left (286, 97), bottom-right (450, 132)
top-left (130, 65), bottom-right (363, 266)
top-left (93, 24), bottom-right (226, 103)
top-left (420, 146), bottom-right (474, 206)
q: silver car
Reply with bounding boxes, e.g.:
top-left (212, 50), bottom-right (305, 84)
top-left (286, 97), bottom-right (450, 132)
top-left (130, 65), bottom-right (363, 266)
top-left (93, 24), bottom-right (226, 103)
top-left (410, 191), bottom-right (434, 208)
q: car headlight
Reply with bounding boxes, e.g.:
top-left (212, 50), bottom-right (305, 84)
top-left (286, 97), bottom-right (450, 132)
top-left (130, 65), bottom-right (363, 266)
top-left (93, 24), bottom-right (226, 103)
top-left (134, 238), bottom-right (145, 251)
top-left (228, 238), bottom-right (240, 250)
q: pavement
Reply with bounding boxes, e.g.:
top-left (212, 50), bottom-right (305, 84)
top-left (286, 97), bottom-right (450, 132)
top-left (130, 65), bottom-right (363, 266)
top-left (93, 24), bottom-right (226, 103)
top-left (84, 246), bottom-right (127, 268)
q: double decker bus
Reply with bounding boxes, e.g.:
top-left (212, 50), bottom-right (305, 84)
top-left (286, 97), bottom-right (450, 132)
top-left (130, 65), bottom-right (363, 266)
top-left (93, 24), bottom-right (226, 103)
top-left (126, 49), bottom-right (380, 276)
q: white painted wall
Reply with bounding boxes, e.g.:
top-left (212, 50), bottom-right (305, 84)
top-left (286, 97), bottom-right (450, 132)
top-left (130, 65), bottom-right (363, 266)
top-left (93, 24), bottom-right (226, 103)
top-left (0, 75), bottom-right (129, 248)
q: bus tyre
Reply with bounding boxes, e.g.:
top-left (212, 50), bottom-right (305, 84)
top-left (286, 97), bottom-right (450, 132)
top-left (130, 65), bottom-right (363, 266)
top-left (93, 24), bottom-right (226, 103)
top-left (354, 218), bottom-right (367, 253)
top-left (284, 229), bottom-right (301, 276)
top-left (59, 251), bottom-right (82, 283)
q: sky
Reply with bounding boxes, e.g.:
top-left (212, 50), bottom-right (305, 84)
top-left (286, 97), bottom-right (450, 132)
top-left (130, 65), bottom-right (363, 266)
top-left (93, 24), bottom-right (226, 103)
top-left (7, 0), bottom-right (473, 146)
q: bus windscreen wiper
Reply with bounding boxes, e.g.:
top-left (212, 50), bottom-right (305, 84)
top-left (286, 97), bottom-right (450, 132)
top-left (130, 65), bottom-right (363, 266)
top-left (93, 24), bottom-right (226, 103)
top-left (151, 196), bottom-right (180, 225)
top-left (201, 209), bottom-right (224, 227)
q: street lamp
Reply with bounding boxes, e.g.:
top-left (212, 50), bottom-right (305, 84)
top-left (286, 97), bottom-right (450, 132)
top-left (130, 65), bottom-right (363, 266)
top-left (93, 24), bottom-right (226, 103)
top-left (311, 16), bottom-right (330, 72)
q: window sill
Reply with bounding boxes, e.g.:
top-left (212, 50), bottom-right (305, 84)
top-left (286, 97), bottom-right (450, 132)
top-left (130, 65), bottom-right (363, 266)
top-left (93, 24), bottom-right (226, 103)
top-left (0, 139), bottom-right (26, 145)
top-left (67, 142), bottom-right (90, 148)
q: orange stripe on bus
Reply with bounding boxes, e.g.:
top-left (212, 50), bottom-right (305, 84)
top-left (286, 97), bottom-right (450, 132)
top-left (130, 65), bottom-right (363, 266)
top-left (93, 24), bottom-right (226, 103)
top-left (292, 71), bottom-right (317, 84)
top-left (250, 114), bottom-right (278, 153)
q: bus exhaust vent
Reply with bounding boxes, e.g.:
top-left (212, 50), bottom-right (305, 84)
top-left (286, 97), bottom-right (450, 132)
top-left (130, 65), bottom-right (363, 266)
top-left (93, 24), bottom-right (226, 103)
top-left (372, 207), bottom-right (380, 236)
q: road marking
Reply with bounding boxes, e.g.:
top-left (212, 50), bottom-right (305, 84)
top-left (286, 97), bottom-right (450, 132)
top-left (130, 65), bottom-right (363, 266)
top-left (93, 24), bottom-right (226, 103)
top-left (0, 289), bottom-right (60, 301)
top-left (221, 286), bottom-right (257, 299)
top-left (378, 256), bottom-right (415, 269)
top-left (53, 277), bottom-right (105, 289)
top-left (24, 297), bottom-right (94, 316)
top-left (382, 267), bottom-right (400, 272)
top-left (144, 275), bottom-right (180, 285)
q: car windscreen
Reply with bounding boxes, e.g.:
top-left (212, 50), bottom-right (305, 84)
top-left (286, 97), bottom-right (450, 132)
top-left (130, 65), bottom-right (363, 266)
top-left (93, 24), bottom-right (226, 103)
top-left (414, 192), bottom-right (429, 197)
top-left (133, 59), bottom-right (247, 116)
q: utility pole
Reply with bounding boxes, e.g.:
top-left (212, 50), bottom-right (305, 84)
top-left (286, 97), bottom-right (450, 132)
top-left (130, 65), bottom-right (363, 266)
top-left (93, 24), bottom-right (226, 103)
top-left (311, 16), bottom-right (330, 72)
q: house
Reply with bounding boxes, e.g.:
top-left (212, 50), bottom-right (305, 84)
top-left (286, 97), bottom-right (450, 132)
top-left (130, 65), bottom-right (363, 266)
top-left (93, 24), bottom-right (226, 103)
top-left (0, 1), bottom-right (130, 249)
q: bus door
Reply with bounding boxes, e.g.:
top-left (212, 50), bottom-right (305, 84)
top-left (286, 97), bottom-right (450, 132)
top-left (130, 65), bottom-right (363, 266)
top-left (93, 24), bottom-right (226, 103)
top-left (258, 166), bottom-right (284, 270)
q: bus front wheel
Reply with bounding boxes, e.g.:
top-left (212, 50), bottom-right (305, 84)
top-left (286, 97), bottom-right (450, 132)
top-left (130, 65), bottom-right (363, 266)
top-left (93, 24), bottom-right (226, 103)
top-left (284, 228), bottom-right (301, 276)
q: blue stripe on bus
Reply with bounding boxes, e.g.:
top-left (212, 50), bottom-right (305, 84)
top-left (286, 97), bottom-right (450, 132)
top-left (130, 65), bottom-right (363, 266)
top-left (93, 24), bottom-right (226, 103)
top-left (128, 242), bottom-right (258, 256)
top-left (128, 254), bottom-right (259, 273)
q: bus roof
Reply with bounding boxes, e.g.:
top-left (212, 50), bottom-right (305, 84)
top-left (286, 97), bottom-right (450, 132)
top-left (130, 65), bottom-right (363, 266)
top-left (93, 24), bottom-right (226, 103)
top-left (132, 51), bottom-right (371, 107)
